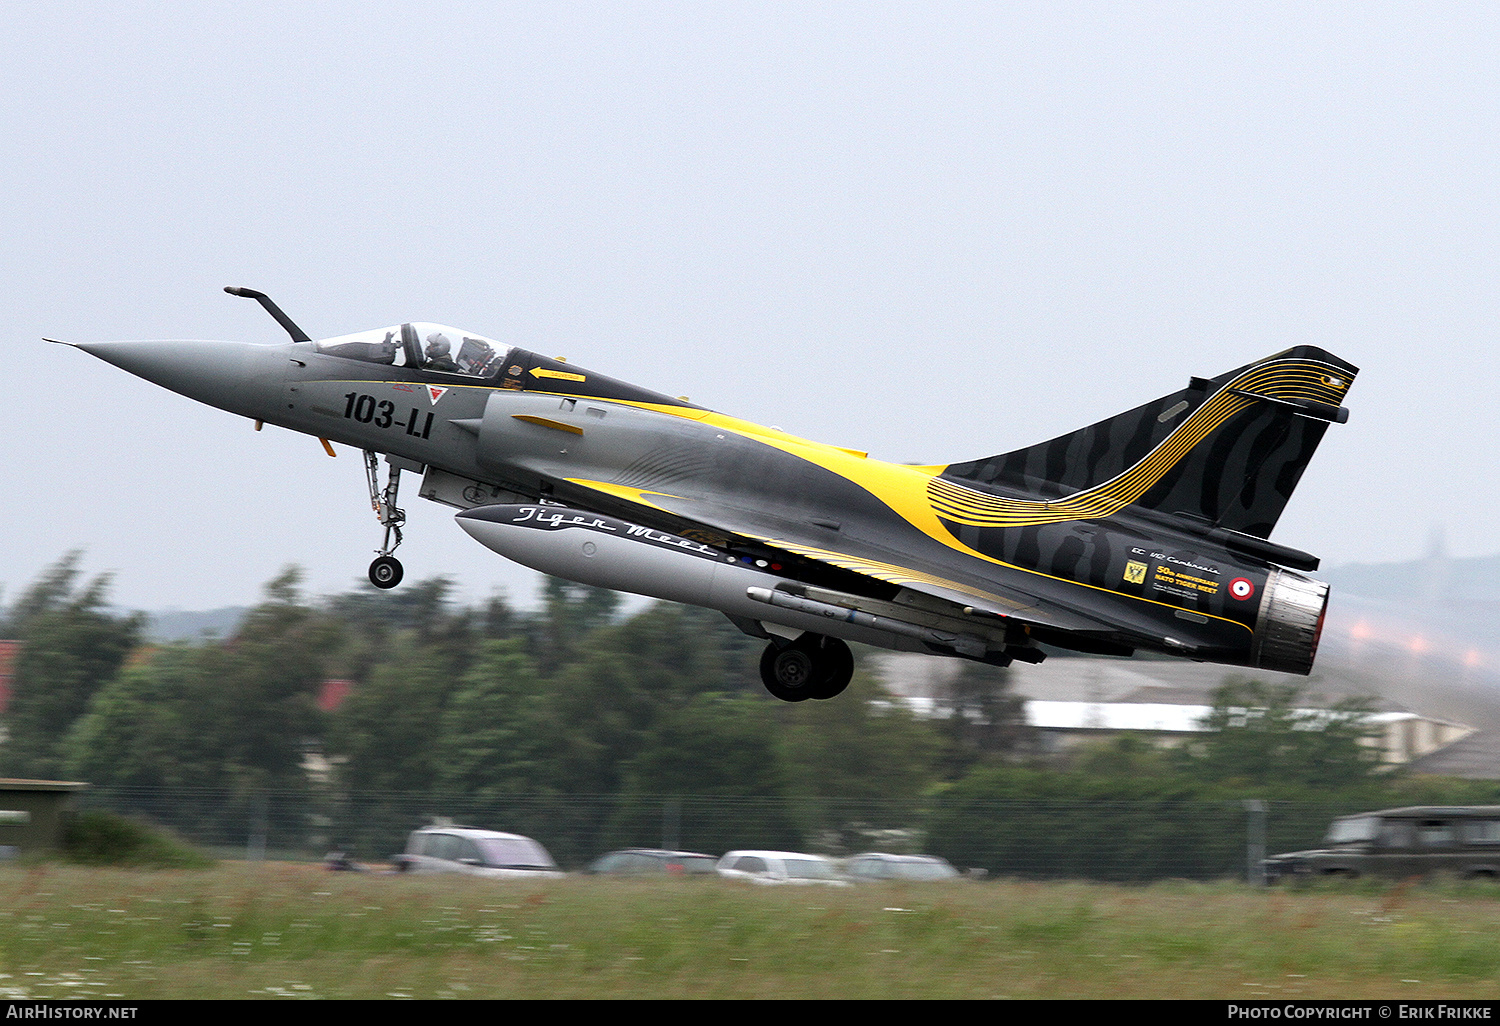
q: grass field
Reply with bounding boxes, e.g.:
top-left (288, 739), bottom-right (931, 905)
top-left (2, 864), bottom-right (1500, 999)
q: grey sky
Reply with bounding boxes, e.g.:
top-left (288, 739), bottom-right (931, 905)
top-left (5, 2), bottom-right (1498, 613)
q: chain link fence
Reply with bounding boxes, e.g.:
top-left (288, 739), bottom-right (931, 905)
top-left (72, 785), bottom-right (1362, 881)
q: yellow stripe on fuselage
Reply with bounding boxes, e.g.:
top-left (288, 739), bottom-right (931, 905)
top-left (535, 393), bottom-right (1248, 632)
top-left (521, 365), bottom-right (1345, 638)
top-left (565, 359), bottom-right (1343, 542)
top-left (563, 478), bottom-right (686, 513)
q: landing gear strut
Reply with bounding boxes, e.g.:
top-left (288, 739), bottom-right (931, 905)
top-left (759, 633), bottom-right (854, 702)
top-left (364, 451), bottom-right (406, 589)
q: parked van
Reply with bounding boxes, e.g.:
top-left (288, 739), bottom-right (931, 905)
top-left (392, 826), bottom-right (564, 879)
top-left (1264, 806), bottom-right (1500, 882)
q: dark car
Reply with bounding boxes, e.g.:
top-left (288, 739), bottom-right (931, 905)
top-left (586, 848), bottom-right (720, 877)
top-left (1265, 806), bottom-right (1500, 882)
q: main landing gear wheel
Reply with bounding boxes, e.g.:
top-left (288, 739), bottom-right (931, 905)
top-left (813, 636), bottom-right (854, 699)
top-left (759, 633), bottom-right (854, 702)
top-left (369, 555), bottom-right (404, 590)
top-left (761, 644), bottom-right (816, 702)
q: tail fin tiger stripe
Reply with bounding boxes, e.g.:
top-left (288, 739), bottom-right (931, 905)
top-left (930, 391), bottom-right (1249, 526)
top-left (930, 357), bottom-right (1351, 530)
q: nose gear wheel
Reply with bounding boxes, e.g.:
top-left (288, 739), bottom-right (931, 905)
top-left (364, 451), bottom-right (407, 589)
top-left (369, 555), bottom-right (403, 589)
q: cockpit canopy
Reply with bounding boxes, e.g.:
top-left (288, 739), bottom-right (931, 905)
top-left (316, 322), bottom-right (510, 378)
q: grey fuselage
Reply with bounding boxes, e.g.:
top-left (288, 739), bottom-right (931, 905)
top-left (73, 326), bottom-right (1349, 673)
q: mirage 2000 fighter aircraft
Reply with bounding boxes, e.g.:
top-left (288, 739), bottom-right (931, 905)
top-left (56, 287), bottom-right (1356, 701)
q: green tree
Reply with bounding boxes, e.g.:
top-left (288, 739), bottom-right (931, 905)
top-left (1, 553), bottom-right (143, 778)
top-left (617, 693), bottom-right (783, 795)
top-left (435, 638), bottom-right (545, 795)
top-left (325, 576), bottom-right (479, 684)
top-left (527, 602), bottom-right (741, 795)
top-left (1179, 678), bottom-right (1383, 791)
top-left (73, 570), bottom-right (332, 782)
top-left (209, 568), bottom-right (338, 791)
top-left (607, 693), bottom-right (799, 852)
top-left (330, 639), bottom-right (459, 794)
top-left (779, 669), bottom-right (941, 803)
top-left (1071, 734), bottom-right (1177, 778)
top-left (776, 662), bottom-right (944, 851)
top-left (63, 569), bottom-right (338, 848)
top-left (926, 765), bottom-right (1247, 880)
top-left (65, 645), bottom-right (220, 790)
top-left (527, 577), bottom-right (620, 675)
top-left (933, 660), bottom-right (1031, 777)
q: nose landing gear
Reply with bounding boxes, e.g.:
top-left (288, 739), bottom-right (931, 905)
top-left (364, 451), bottom-right (407, 589)
top-left (759, 633), bottom-right (854, 702)
top-left (369, 554), bottom-right (403, 589)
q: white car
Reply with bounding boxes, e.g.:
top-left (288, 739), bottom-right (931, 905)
top-left (393, 826), bottom-right (564, 879)
top-left (716, 850), bottom-right (851, 886)
top-left (842, 853), bottom-right (960, 882)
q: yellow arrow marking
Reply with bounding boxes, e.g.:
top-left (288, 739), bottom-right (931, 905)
top-left (530, 367), bottom-right (587, 382)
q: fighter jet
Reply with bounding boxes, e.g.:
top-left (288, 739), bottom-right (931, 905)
top-left (56, 287), bottom-right (1357, 701)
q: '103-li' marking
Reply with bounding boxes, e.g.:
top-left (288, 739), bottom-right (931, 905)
top-left (342, 392), bottom-right (434, 438)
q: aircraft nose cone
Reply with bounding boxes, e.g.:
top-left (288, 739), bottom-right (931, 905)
top-left (75, 338), bottom-right (275, 418)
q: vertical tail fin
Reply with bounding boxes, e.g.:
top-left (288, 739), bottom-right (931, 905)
top-left (939, 346), bottom-right (1357, 538)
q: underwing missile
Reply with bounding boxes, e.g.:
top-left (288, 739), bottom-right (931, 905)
top-left (455, 503), bottom-right (1004, 659)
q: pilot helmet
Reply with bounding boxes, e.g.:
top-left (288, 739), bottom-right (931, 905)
top-left (425, 333), bottom-right (451, 356)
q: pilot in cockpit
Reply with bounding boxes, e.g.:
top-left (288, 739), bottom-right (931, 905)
top-left (424, 333), bottom-right (460, 372)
